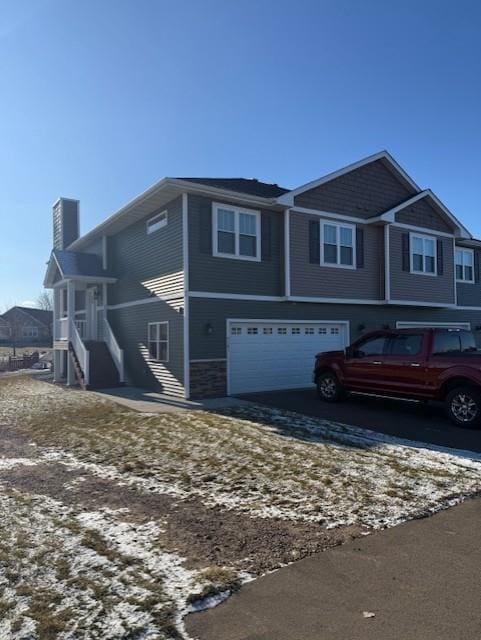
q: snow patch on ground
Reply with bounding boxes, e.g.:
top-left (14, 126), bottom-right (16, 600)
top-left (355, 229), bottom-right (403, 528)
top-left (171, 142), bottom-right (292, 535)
top-left (3, 377), bottom-right (481, 638)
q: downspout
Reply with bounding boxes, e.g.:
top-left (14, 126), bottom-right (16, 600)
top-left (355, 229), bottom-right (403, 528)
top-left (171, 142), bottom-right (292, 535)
top-left (384, 224), bottom-right (391, 303)
top-left (284, 208), bottom-right (291, 299)
top-left (182, 193), bottom-right (190, 399)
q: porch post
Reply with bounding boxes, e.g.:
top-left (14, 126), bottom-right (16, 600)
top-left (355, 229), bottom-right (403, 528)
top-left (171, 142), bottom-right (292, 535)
top-left (102, 283), bottom-right (107, 333)
top-left (53, 287), bottom-right (60, 341)
top-left (66, 281), bottom-right (76, 386)
top-left (52, 287), bottom-right (61, 382)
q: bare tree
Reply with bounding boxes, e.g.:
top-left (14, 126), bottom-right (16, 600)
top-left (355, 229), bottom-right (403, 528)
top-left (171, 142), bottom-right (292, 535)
top-left (37, 290), bottom-right (53, 311)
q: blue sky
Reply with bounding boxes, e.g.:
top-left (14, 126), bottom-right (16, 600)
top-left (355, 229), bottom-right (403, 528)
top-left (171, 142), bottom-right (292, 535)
top-left (1, 0), bottom-right (480, 307)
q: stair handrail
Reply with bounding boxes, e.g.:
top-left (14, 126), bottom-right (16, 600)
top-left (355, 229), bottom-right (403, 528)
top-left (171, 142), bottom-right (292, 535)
top-left (69, 319), bottom-right (90, 386)
top-left (103, 318), bottom-right (124, 383)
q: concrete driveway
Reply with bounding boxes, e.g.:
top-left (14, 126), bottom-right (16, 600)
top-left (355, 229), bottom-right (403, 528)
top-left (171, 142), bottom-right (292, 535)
top-left (186, 498), bottom-right (481, 640)
top-left (241, 387), bottom-right (481, 453)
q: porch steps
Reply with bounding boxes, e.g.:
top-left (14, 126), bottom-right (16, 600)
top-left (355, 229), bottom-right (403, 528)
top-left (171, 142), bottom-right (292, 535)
top-left (68, 346), bottom-right (87, 390)
top-left (83, 340), bottom-right (122, 390)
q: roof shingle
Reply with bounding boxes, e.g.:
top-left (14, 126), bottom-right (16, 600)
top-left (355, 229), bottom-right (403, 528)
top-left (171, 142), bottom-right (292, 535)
top-left (176, 178), bottom-right (289, 198)
top-left (53, 249), bottom-right (116, 279)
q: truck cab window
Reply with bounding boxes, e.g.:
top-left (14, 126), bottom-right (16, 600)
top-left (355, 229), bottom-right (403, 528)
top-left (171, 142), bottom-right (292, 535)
top-left (389, 334), bottom-right (423, 356)
top-left (433, 332), bottom-right (461, 355)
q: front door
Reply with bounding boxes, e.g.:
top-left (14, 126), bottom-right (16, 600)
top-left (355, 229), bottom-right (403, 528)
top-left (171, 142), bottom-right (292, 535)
top-left (86, 288), bottom-right (98, 340)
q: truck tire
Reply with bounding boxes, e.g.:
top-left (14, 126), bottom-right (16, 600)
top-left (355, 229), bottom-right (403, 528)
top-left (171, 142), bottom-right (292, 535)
top-left (445, 386), bottom-right (481, 428)
top-left (317, 371), bottom-right (344, 403)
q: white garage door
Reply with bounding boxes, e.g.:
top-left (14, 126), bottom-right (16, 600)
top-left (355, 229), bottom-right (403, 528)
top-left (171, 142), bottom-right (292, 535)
top-left (396, 321), bottom-right (471, 330)
top-left (227, 320), bottom-right (348, 395)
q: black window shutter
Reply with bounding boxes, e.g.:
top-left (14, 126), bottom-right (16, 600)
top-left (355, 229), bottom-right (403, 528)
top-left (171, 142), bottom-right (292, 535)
top-left (199, 201), bottom-right (212, 254)
top-left (436, 239), bottom-right (444, 275)
top-left (475, 250), bottom-right (480, 283)
top-left (261, 214), bottom-right (272, 260)
top-left (356, 228), bottom-right (364, 268)
top-left (309, 220), bottom-right (320, 264)
top-left (401, 233), bottom-right (410, 272)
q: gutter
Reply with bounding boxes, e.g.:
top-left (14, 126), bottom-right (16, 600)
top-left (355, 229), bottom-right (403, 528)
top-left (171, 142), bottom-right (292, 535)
top-left (68, 179), bottom-right (281, 252)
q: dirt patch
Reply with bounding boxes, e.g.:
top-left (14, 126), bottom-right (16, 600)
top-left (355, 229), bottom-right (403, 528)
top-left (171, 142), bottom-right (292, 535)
top-left (0, 462), bottom-right (366, 576)
top-left (0, 427), bottom-right (40, 459)
top-left (160, 499), bottom-right (365, 575)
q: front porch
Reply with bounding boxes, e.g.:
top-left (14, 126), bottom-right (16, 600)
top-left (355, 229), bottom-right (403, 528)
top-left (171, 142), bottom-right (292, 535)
top-left (46, 249), bottom-right (124, 390)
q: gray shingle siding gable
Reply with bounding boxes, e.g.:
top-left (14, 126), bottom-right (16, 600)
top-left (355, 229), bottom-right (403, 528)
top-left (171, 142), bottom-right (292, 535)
top-left (389, 227), bottom-right (455, 304)
top-left (394, 199), bottom-right (453, 233)
top-left (294, 160), bottom-right (416, 218)
top-left (188, 194), bottom-right (284, 296)
top-left (108, 196), bottom-right (184, 306)
top-left (289, 212), bottom-right (384, 300)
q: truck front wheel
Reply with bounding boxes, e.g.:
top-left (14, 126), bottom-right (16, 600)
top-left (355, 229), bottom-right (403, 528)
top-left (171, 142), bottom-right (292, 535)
top-left (316, 371), bottom-right (344, 403)
top-left (446, 386), bottom-right (481, 428)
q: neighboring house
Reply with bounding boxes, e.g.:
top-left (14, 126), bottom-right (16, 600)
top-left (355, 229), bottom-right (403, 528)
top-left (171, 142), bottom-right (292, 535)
top-left (0, 307), bottom-right (53, 346)
top-left (0, 316), bottom-right (11, 342)
top-left (44, 151), bottom-right (481, 398)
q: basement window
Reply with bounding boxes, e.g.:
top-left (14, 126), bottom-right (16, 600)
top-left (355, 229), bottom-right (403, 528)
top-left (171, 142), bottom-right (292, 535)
top-left (148, 322), bottom-right (169, 362)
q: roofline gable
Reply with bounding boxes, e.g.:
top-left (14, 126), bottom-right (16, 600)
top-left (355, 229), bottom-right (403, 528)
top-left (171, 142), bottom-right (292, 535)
top-left (3, 306), bottom-right (51, 328)
top-left (276, 151), bottom-right (421, 206)
top-left (381, 190), bottom-right (472, 239)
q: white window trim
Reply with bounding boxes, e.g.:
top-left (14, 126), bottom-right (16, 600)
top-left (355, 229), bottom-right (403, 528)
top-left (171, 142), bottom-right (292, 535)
top-left (147, 321), bottom-right (169, 363)
top-left (455, 247), bottom-right (474, 283)
top-left (410, 232), bottom-right (437, 276)
top-left (147, 210), bottom-right (168, 235)
top-left (212, 202), bottom-right (261, 262)
top-left (320, 220), bottom-right (356, 270)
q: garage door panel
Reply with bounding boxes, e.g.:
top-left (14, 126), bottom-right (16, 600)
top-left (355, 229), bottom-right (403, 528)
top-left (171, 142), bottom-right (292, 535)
top-left (228, 321), bottom-right (347, 395)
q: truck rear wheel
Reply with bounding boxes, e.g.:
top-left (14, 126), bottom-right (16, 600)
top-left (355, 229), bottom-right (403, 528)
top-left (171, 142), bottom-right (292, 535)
top-left (445, 386), bottom-right (481, 428)
top-left (317, 371), bottom-right (344, 403)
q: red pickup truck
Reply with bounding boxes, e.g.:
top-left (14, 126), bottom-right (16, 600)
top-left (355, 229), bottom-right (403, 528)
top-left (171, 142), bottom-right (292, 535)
top-left (314, 327), bottom-right (481, 427)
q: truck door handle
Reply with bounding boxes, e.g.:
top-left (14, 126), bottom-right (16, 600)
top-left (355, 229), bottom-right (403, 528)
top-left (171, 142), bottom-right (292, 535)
top-left (372, 361), bottom-right (382, 365)
top-left (410, 363), bottom-right (421, 367)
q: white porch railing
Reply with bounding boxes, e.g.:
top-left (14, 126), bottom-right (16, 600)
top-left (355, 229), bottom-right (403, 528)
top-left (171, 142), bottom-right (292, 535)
top-left (75, 319), bottom-right (87, 339)
top-left (70, 319), bottom-right (90, 386)
top-left (57, 317), bottom-right (69, 340)
top-left (103, 318), bottom-right (124, 383)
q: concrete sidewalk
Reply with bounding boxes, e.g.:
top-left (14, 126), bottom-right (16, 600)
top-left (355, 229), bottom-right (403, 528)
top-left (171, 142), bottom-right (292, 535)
top-left (186, 498), bottom-right (481, 640)
top-left (92, 385), bottom-right (251, 413)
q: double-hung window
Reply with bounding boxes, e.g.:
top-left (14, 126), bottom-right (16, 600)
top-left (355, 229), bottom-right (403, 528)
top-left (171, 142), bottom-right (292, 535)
top-left (410, 233), bottom-right (436, 275)
top-left (213, 204), bottom-right (261, 261)
top-left (148, 322), bottom-right (169, 362)
top-left (321, 222), bottom-right (355, 268)
top-left (455, 248), bottom-right (474, 282)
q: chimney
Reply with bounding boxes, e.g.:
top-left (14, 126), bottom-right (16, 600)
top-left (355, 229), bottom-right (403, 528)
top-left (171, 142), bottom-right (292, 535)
top-left (53, 198), bottom-right (79, 250)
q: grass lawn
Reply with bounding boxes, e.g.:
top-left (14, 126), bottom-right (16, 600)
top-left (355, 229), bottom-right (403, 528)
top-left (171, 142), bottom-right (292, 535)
top-left (1, 376), bottom-right (481, 639)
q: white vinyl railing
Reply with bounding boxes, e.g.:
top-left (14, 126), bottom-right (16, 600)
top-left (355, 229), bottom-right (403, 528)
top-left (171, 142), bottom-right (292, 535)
top-left (57, 317), bottom-right (69, 340)
top-left (70, 319), bottom-right (90, 386)
top-left (75, 319), bottom-right (87, 339)
top-left (103, 318), bottom-right (124, 383)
